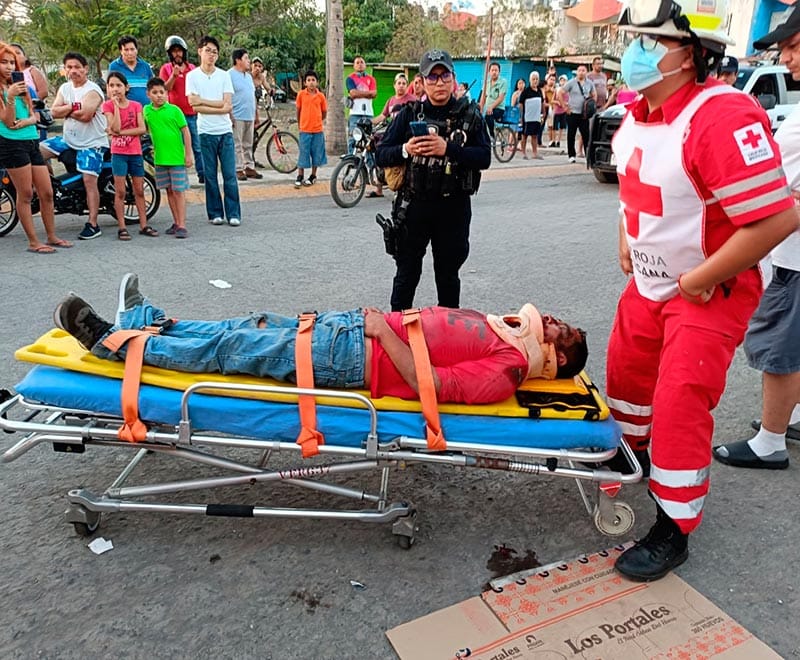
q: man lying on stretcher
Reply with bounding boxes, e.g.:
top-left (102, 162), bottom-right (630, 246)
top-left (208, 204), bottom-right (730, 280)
top-left (54, 274), bottom-right (587, 405)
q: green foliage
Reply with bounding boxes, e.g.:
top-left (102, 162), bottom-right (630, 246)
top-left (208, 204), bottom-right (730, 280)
top-left (385, 3), bottom-right (478, 62)
top-left (342, 0), bottom-right (404, 62)
top-left (22, 0), bottom-right (324, 78)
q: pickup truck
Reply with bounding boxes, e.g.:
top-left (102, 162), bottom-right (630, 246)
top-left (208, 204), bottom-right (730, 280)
top-left (587, 64), bottom-right (800, 184)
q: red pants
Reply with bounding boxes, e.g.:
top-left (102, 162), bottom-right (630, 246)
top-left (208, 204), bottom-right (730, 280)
top-left (606, 271), bottom-right (761, 534)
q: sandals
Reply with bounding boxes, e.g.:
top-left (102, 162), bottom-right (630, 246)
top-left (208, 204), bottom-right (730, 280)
top-left (139, 225), bottom-right (159, 237)
top-left (366, 191), bottom-right (384, 198)
top-left (118, 228), bottom-right (132, 241)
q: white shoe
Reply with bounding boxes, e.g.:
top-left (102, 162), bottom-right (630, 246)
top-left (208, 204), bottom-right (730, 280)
top-left (228, 217), bottom-right (241, 227)
top-left (209, 217), bottom-right (224, 225)
top-left (568, 157), bottom-right (576, 163)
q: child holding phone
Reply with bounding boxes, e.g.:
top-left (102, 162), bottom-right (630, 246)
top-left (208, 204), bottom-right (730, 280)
top-left (102, 71), bottom-right (157, 240)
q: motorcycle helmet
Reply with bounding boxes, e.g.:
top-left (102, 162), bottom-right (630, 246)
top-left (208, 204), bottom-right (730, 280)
top-left (164, 35), bottom-right (188, 56)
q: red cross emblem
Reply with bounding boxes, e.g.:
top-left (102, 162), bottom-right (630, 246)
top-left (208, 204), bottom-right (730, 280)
top-left (741, 129), bottom-right (763, 149)
top-left (618, 147), bottom-right (662, 239)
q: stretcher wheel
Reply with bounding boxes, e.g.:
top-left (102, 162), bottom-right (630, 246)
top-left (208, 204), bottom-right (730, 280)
top-left (70, 510), bottom-right (101, 537)
top-left (397, 534), bottom-right (414, 550)
top-left (593, 502), bottom-right (635, 537)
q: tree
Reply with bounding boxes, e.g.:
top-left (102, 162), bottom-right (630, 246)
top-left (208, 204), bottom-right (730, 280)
top-left (342, 0), bottom-right (403, 62)
top-left (385, 3), bottom-right (480, 62)
top-left (326, 0), bottom-right (347, 155)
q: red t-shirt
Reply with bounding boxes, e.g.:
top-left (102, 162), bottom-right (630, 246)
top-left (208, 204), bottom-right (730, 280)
top-left (159, 62), bottom-right (197, 116)
top-left (370, 307), bottom-right (528, 404)
top-left (628, 79), bottom-right (793, 255)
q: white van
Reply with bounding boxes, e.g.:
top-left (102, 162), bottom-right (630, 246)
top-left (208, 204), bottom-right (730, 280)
top-left (735, 64), bottom-right (800, 132)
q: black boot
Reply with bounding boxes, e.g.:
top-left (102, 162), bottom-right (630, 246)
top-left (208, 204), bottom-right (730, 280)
top-left (615, 506), bottom-right (688, 582)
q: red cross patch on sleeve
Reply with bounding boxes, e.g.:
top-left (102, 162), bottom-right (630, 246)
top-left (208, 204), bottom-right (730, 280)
top-left (734, 122), bottom-right (773, 166)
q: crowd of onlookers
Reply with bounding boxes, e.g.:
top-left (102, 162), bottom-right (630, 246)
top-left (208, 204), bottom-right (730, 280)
top-left (1, 33), bottom-right (629, 254)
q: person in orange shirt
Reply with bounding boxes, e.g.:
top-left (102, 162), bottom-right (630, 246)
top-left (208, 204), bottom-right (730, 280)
top-left (294, 70), bottom-right (327, 188)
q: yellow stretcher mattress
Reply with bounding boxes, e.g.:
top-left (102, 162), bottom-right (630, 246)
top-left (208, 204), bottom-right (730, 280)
top-left (16, 330), bottom-right (609, 421)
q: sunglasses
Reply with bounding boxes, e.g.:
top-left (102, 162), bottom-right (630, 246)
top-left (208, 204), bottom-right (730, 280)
top-left (425, 71), bottom-right (454, 84)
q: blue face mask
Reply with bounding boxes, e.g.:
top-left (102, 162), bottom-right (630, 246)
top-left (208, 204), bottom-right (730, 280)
top-left (621, 37), bottom-right (686, 91)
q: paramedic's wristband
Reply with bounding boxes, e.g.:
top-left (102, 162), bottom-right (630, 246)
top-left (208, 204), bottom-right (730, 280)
top-left (678, 274), bottom-right (706, 304)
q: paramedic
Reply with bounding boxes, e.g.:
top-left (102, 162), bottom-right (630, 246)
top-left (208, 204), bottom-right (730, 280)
top-left (607, 0), bottom-right (799, 582)
top-left (54, 274), bottom-right (587, 406)
top-left (375, 49), bottom-right (491, 312)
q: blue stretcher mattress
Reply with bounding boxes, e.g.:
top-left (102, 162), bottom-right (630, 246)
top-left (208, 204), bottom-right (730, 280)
top-left (16, 365), bottom-right (621, 450)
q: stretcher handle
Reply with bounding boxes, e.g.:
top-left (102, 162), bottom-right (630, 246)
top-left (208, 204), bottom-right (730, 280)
top-left (402, 309), bottom-right (446, 451)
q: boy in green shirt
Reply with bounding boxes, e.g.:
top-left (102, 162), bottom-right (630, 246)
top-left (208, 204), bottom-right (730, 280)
top-left (143, 77), bottom-right (193, 238)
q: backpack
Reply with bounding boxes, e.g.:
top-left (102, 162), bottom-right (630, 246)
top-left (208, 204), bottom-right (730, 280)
top-left (578, 82), bottom-right (596, 119)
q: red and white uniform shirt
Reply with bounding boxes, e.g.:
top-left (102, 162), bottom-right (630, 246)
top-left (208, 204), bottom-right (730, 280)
top-left (613, 79), bottom-right (792, 301)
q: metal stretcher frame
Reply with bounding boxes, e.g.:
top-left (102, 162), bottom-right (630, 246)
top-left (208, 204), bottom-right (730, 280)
top-left (0, 375), bottom-right (643, 547)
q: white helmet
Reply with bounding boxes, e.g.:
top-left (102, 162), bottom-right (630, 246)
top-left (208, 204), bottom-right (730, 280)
top-left (164, 35), bottom-right (188, 53)
top-left (619, 0), bottom-right (734, 48)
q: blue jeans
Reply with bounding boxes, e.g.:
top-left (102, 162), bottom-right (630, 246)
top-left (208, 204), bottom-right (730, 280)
top-left (348, 114), bottom-right (370, 154)
top-left (94, 300), bottom-right (366, 388)
top-left (199, 132), bottom-right (241, 221)
top-left (185, 114), bottom-right (203, 178)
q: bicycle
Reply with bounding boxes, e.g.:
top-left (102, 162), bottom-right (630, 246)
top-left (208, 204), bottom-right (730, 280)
top-left (252, 105), bottom-right (300, 174)
top-left (493, 122), bottom-right (518, 163)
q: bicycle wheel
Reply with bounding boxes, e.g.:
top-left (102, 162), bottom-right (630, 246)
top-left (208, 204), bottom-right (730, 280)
top-left (123, 173), bottom-right (162, 224)
top-left (330, 159), bottom-right (366, 208)
top-left (266, 130), bottom-right (300, 174)
top-left (493, 126), bottom-right (517, 163)
top-left (0, 186), bottom-right (19, 237)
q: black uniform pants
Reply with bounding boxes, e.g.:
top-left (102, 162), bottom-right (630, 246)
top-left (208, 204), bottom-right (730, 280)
top-left (566, 113), bottom-right (590, 159)
top-left (390, 194), bottom-right (471, 311)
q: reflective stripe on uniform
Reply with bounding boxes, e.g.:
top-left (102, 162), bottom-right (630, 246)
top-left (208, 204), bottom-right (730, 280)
top-left (710, 167), bottom-right (785, 201)
top-left (607, 396), bottom-right (652, 417)
top-left (651, 492), bottom-right (706, 519)
top-left (650, 464), bottom-right (710, 488)
top-left (721, 186), bottom-right (792, 218)
top-left (616, 420), bottom-right (652, 437)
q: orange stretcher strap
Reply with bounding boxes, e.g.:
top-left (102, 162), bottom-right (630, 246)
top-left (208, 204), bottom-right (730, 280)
top-left (402, 309), bottom-right (446, 451)
top-left (101, 328), bottom-right (157, 443)
top-left (294, 312), bottom-right (325, 458)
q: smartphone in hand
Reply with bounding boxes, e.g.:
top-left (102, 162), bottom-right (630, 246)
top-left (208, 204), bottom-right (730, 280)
top-left (11, 71), bottom-right (26, 91)
top-left (409, 121), bottom-right (428, 137)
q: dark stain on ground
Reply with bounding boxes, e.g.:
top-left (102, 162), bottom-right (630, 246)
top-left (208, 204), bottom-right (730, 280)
top-left (483, 543), bottom-right (541, 591)
top-left (291, 588), bottom-right (330, 614)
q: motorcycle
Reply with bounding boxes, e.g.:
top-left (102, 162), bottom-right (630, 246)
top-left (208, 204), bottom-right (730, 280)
top-left (330, 117), bottom-right (387, 209)
top-left (0, 137), bottom-right (160, 238)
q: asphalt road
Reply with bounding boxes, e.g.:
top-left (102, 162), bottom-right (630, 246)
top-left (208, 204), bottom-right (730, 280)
top-left (0, 164), bottom-right (797, 659)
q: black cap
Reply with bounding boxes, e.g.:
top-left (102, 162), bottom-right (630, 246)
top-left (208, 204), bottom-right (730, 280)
top-left (717, 55), bottom-right (738, 73)
top-left (419, 49), bottom-right (454, 76)
top-left (754, 6), bottom-right (800, 50)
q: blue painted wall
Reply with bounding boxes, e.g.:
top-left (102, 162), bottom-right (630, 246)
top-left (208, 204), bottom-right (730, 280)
top-left (749, 0), bottom-right (789, 55)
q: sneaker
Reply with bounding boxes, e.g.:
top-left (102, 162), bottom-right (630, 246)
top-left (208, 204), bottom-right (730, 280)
top-left (228, 217), bottom-right (241, 227)
top-left (568, 157), bottom-right (576, 163)
top-left (614, 510), bottom-right (689, 582)
top-left (294, 176), bottom-right (303, 188)
top-left (245, 167), bottom-right (263, 179)
top-left (306, 174), bottom-right (317, 186)
top-left (236, 171), bottom-right (247, 181)
top-left (54, 294), bottom-right (113, 351)
top-left (116, 273), bottom-right (144, 326)
top-left (78, 223), bottom-right (101, 240)
top-left (165, 224), bottom-right (178, 235)
top-left (209, 217), bottom-right (224, 225)
top-left (175, 227), bottom-right (188, 239)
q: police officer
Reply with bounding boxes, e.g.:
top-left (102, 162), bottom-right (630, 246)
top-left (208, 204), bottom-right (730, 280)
top-left (375, 49), bottom-right (491, 312)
